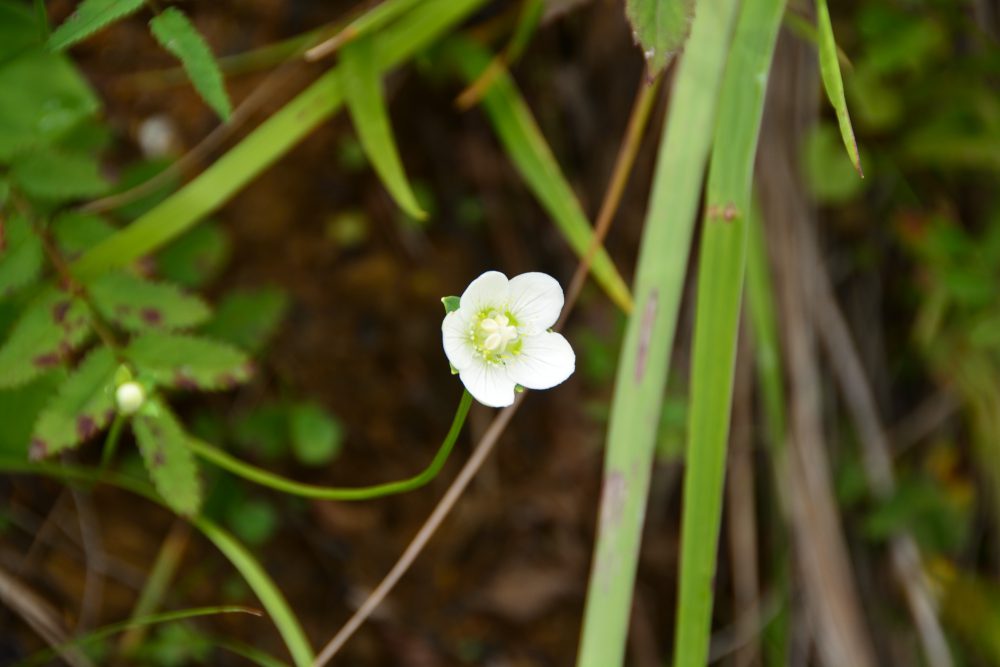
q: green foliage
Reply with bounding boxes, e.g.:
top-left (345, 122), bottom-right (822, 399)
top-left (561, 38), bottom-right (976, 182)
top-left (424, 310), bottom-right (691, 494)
top-left (148, 8), bottom-right (233, 121)
top-left (625, 0), bottom-right (694, 77)
top-left (0, 1), bottom-right (43, 63)
top-left (155, 222), bottom-right (230, 289)
top-left (441, 295), bottom-right (461, 313)
top-left (200, 287), bottom-right (288, 353)
top-left (228, 498), bottom-right (279, 546)
top-left (816, 0), bottom-right (863, 177)
top-left (51, 210), bottom-right (116, 257)
top-left (11, 147), bottom-right (109, 201)
top-left (0, 370), bottom-right (64, 457)
top-left (0, 213), bottom-right (44, 296)
top-left (88, 270), bottom-right (211, 332)
top-left (125, 332), bottom-right (252, 391)
top-left (289, 403), bottom-right (343, 467)
top-left (340, 34), bottom-right (426, 220)
top-left (134, 398), bottom-right (203, 516)
top-left (48, 0), bottom-right (146, 52)
top-left (29, 346), bottom-right (117, 459)
top-left (804, 123), bottom-right (866, 203)
top-left (0, 289), bottom-right (91, 389)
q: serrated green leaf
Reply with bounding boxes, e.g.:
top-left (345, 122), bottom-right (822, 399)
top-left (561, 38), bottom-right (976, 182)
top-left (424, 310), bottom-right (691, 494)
top-left (48, 0), bottom-right (146, 51)
top-left (200, 287), bottom-right (288, 353)
top-left (816, 0), bottom-right (863, 177)
top-left (0, 50), bottom-right (100, 162)
top-left (30, 346), bottom-right (117, 459)
top-left (149, 8), bottom-right (232, 121)
top-left (625, 0), bottom-right (694, 77)
top-left (289, 402), bottom-right (342, 467)
top-left (340, 34), bottom-right (426, 220)
top-left (0, 289), bottom-right (92, 389)
top-left (88, 270), bottom-right (210, 332)
top-left (125, 332), bottom-right (251, 391)
top-left (51, 210), bottom-right (116, 258)
top-left (134, 398), bottom-right (203, 516)
top-left (441, 295), bottom-right (460, 313)
top-left (11, 147), bottom-right (109, 202)
top-left (155, 222), bottom-right (229, 289)
top-left (0, 370), bottom-right (65, 458)
top-left (0, 214), bottom-right (44, 297)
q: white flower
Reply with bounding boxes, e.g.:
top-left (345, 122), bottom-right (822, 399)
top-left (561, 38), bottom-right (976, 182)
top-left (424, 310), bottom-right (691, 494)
top-left (115, 381), bottom-right (146, 415)
top-left (442, 271), bottom-right (576, 407)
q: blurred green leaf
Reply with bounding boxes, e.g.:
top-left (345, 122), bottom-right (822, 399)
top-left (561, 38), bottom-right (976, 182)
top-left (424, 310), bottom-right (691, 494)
top-left (30, 346), bottom-right (116, 459)
top-left (0, 289), bottom-right (91, 389)
top-left (803, 123), bottom-right (866, 203)
top-left (816, 0), bottom-right (863, 177)
top-left (233, 404), bottom-right (288, 461)
top-left (0, 0), bottom-right (43, 63)
top-left (0, 213), bottom-right (44, 297)
top-left (155, 222), bottom-right (230, 289)
top-left (112, 158), bottom-right (180, 220)
top-left (125, 332), bottom-right (252, 391)
top-left (51, 210), bottom-right (116, 257)
top-left (200, 287), bottom-right (288, 353)
top-left (148, 8), bottom-right (232, 121)
top-left (625, 0), bottom-right (693, 77)
top-left (48, 0), bottom-right (146, 51)
top-left (88, 270), bottom-right (211, 332)
top-left (0, 370), bottom-right (65, 458)
top-left (11, 147), bottom-right (109, 202)
top-left (134, 398), bottom-right (203, 516)
top-left (228, 498), bottom-right (278, 546)
top-left (290, 402), bottom-right (343, 467)
top-left (864, 476), bottom-right (968, 553)
top-left (340, 34), bottom-right (426, 220)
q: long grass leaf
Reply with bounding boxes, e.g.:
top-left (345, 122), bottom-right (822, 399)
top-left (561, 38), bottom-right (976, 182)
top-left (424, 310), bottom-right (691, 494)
top-left (340, 34), bottom-right (426, 220)
top-left (575, 0), bottom-right (742, 663)
top-left (47, 0), bottom-right (144, 51)
top-left (70, 0), bottom-right (486, 280)
top-left (149, 8), bottom-right (233, 121)
top-left (444, 38), bottom-right (632, 313)
top-left (673, 0), bottom-right (787, 663)
top-left (305, 0), bottom-right (425, 60)
top-left (815, 0), bottom-right (863, 176)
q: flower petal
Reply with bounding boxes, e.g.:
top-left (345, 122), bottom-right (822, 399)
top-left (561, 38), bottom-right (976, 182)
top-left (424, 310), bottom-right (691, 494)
top-left (459, 362), bottom-right (516, 408)
top-left (506, 331), bottom-right (575, 390)
top-left (460, 271), bottom-right (509, 314)
top-left (508, 272), bottom-right (564, 331)
top-left (442, 310), bottom-right (475, 371)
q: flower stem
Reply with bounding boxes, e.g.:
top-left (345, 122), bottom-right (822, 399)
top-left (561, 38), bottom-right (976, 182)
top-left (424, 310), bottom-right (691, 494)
top-left (100, 415), bottom-right (126, 470)
top-left (188, 391), bottom-right (473, 500)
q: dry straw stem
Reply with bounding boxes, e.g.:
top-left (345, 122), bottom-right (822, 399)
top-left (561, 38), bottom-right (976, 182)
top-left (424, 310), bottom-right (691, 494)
top-left (311, 70), bottom-right (659, 666)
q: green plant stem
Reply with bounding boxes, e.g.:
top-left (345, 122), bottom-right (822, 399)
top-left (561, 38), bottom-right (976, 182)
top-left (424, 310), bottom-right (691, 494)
top-left (100, 414), bottom-right (125, 469)
top-left (190, 391), bottom-right (472, 500)
top-left (15, 606), bottom-right (260, 667)
top-left (673, 0), bottom-right (786, 663)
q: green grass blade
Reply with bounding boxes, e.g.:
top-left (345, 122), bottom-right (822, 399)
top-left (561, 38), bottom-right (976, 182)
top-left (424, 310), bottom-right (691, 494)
top-left (305, 0), bottom-right (425, 59)
top-left (673, 0), bottom-right (786, 663)
top-left (0, 460), bottom-right (315, 667)
top-left (16, 606), bottom-right (260, 667)
top-left (816, 0), bottom-right (863, 177)
top-left (70, 0), bottom-right (486, 281)
top-left (340, 34), bottom-right (426, 220)
top-left (149, 7), bottom-right (233, 121)
top-left (47, 0), bottom-right (145, 51)
top-left (444, 38), bottom-right (633, 313)
top-left (625, 0), bottom-right (694, 77)
top-left (575, 0), bottom-right (742, 664)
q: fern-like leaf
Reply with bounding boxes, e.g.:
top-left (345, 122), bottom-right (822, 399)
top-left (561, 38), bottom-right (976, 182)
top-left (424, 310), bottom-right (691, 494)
top-left (134, 398), bottom-right (203, 516)
top-left (124, 332), bottom-right (252, 391)
top-left (48, 0), bottom-right (146, 52)
top-left (88, 270), bottom-right (211, 332)
top-left (148, 8), bottom-right (232, 121)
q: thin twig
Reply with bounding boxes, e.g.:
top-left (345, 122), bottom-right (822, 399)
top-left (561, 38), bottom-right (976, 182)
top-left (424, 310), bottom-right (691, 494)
top-left (313, 70), bottom-right (659, 666)
top-left (68, 487), bottom-right (106, 634)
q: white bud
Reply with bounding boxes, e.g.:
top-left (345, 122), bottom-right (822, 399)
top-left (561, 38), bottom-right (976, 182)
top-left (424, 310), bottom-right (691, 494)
top-left (116, 382), bottom-right (146, 416)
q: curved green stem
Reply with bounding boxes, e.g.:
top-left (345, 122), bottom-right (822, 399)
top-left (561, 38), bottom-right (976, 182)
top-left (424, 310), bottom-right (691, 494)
top-left (189, 391), bottom-right (473, 501)
top-left (100, 414), bottom-right (125, 469)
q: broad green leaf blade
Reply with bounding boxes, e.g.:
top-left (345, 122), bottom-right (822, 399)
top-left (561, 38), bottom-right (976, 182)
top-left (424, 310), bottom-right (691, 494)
top-left (155, 222), bottom-right (230, 289)
top-left (200, 287), bottom-right (288, 353)
top-left (11, 147), bottom-right (109, 202)
top-left (133, 398), bottom-right (202, 516)
top-left (29, 346), bottom-right (117, 459)
top-left (575, 0), bottom-right (742, 663)
top-left (51, 210), bottom-right (116, 257)
top-left (0, 49), bottom-right (100, 162)
top-left (673, 0), bottom-right (787, 662)
top-left (148, 8), bottom-right (232, 121)
top-left (125, 332), bottom-right (252, 391)
top-left (0, 1), bottom-right (44, 63)
top-left (0, 290), bottom-right (92, 389)
top-left (87, 270), bottom-right (211, 332)
top-left (625, 0), bottom-right (694, 77)
top-left (70, 0), bottom-right (485, 281)
top-left (48, 0), bottom-right (146, 51)
top-left (289, 402), bottom-right (343, 467)
top-left (0, 213), bottom-right (44, 296)
top-left (340, 34), bottom-right (426, 220)
top-left (0, 371), bottom-right (65, 458)
top-left (444, 39), bottom-right (633, 313)
top-left (816, 0), bottom-right (863, 177)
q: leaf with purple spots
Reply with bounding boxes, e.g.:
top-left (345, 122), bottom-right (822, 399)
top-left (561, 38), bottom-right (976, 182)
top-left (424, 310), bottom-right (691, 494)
top-left (29, 347), bottom-right (117, 459)
top-left (0, 289), bottom-right (92, 389)
top-left (124, 332), bottom-right (252, 392)
top-left (133, 398), bottom-right (202, 516)
top-left (87, 270), bottom-right (211, 333)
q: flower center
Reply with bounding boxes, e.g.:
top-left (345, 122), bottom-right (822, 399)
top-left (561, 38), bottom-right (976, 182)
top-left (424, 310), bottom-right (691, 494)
top-left (475, 311), bottom-right (520, 358)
